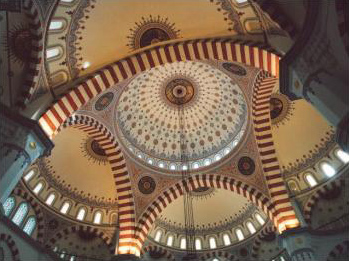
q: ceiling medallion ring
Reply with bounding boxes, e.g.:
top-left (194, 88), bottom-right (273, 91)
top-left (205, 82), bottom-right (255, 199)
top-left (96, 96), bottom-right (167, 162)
top-left (161, 74), bottom-right (200, 109)
top-left (80, 137), bottom-right (108, 165)
top-left (94, 92), bottom-right (115, 112)
top-left (270, 93), bottom-right (293, 126)
top-left (127, 15), bottom-right (180, 51)
top-left (138, 176), bottom-right (156, 195)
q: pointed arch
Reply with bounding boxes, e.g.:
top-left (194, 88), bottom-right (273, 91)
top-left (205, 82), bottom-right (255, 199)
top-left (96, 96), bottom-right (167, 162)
top-left (60, 115), bottom-right (137, 255)
top-left (134, 174), bottom-right (277, 251)
top-left (0, 234), bottom-right (21, 261)
top-left (38, 38), bottom-right (281, 139)
top-left (251, 223), bottom-right (276, 259)
top-left (199, 250), bottom-right (236, 261)
top-left (252, 71), bottom-right (299, 232)
top-left (326, 240), bottom-right (349, 261)
top-left (141, 245), bottom-right (176, 261)
top-left (303, 178), bottom-right (345, 225)
top-left (46, 225), bottom-right (114, 254)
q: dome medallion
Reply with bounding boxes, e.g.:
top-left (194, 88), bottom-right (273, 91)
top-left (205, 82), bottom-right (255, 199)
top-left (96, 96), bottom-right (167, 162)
top-left (115, 61), bottom-right (248, 172)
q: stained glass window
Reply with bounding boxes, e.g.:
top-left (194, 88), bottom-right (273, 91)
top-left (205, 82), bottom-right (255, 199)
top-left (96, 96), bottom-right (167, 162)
top-left (12, 202), bottom-right (29, 226)
top-left (23, 216), bottom-right (36, 236)
top-left (3, 197), bottom-right (15, 217)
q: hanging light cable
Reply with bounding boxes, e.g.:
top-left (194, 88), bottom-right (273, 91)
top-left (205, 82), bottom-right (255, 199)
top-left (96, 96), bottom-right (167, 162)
top-left (179, 99), bottom-right (197, 260)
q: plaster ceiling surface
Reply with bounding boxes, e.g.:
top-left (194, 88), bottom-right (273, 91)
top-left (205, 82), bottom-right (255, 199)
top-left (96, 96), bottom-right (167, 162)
top-left (67, 0), bottom-right (234, 74)
top-left (43, 127), bottom-right (117, 202)
top-left (271, 99), bottom-right (335, 172)
top-left (156, 189), bottom-right (253, 229)
top-left (115, 61), bottom-right (248, 171)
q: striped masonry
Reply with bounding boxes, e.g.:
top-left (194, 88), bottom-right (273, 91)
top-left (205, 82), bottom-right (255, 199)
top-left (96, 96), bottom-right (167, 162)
top-left (13, 188), bottom-right (45, 244)
top-left (326, 240), bottom-right (349, 261)
top-left (46, 225), bottom-right (114, 254)
top-left (303, 178), bottom-right (345, 225)
top-left (39, 39), bottom-right (280, 139)
top-left (252, 72), bottom-right (299, 232)
top-left (199, 250), bottom-right (236, 261)
top-left (61, 115), bottom-right (138, 255)
top-left (251, 222), bottom-right (276, 259)
top-left (134, 174), bottom-right (276, 250)
top-left (21, 0), bottom-right (43, 107)
top-left (141, 245), bottom-right (175, 261)
top-left (0, 234), bottom-right (21, 261)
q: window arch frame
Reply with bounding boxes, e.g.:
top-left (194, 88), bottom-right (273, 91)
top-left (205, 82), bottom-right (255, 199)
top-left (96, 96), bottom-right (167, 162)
top-left (195, 237), bottom-right (202, 250)
top-left (46, 45), bottom-right (64, 61)
top-left (48, 17), bottom-right (68, 32)
top-left (154, 229), bottom-right (163, 242)
top-left (32, 181), bottom-right (45, 195)
top-left (222, 233), bottom-right (231, 246)
top-left (23, 169), bottom-right (36, 182)
top-left (304, 172), bottom-right (318, 187)
top-left (235, 228), bottom-right (245, 241)
top-left (12, 202), bottom-right (29, 227)
top-left (45, 193), bottom-right (56, 206)
top-left (60, 201), bottom-right (71, 215)
top-left (246, 221), bottom-right (257, 234)
top-left (93, 211), bottom-right (103, 224)
top-left (208, 236), bottom-right (217, 249)
top-left (319, 161), bottom-right (336, 178)
top-left (180, 237), bottom-right (186, 249)
top-left (23, 216), bottom-right (37, 236)
top-left (166, 234), bottom-right (174, 247)
top-left (335, 149), bottom-right (349, 164)
top-left (76, 207), bottom-right (87, 221)
top-left (255, 213), bottom-right (265, 226)
top-left (2, 196), bottom-right (16, 217)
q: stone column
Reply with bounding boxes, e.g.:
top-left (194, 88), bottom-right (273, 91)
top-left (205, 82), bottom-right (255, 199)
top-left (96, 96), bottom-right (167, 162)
top-left (0, 104), bottom-right (54, 203)
top-left (280, 227), bottom-right (316, 261)
top-left (279, 0), bottom-right (349, 152)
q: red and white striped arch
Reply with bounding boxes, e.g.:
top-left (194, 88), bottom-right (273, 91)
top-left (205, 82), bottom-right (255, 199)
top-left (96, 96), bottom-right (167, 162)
top-left (39, 38), bottom-right (280, 139)
top-left (141, 245), bottom-right (176, 261)
top-left (61, 115), bottom-right (138, 255)
top-left (303, 178), bottom-right (345, 225)
top-left (252, 72), bottom-right (299, 232)
top-left (134, 174), bottom-right (276, 250)
top-left (251, 223), bottom-right (276, 259)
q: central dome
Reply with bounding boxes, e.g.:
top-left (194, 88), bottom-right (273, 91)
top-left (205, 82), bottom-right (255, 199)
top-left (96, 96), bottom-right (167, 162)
top-left (115, 61), bottom-right (248, 171)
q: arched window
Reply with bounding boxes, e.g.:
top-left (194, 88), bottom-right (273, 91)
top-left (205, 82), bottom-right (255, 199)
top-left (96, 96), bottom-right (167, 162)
top-left (167, 235), bottom-right (174, 246)
top-left (235, 228), bottom-right (244, 241)
top-left (223, 233), bottom-right (231, 246)
top-left (236, 0), bottom-right (247, 3)
top-left (320, 162), bottom-right (336, 177)
top-left (93, 211), bottom-right (103, 224)
top-left (60, 202), bottom-right (70, 214)
top-left (180, 238), bottom-right (186, 249)
top-left (154, 230), bottom-right (162, 242)
top-left (70, 256), bottom-right (76, 261)
top-left (33, 182), bottom-right (44, 194)
top-left (49, 20), bottom-right (64, 30)
top-left (305, 173), bottom-right (317, 187)
top-left (24, 170), bottom-right (35, 181)
top-left (60, 250), bottom-right (66, 258)
top-left (195, 238), bottom-right (202, 250)
top-left (209, 237), bottom-right (217, 249)
top-left (45, 193), bottom-right (56, 206)
top-left (76, 208), bottom-right (86, 221)
top-left (46, 47), bottom-right (60, 59)
top-left (336, 150), bottom-right (349, 163)
top-left (12, 202), bottom-right (29, 226)
top-left (53, 246), bottom-right (58, 252)
top-left (247, 222), bottom-right (256, 234)
top-left (3, 197), bottom-right (15, 217)
top-left (212, 259), bottom-right (220, 261)
top-left (255, 213), bottom-right (265, 225)
top-left (23, 216), bottom-right (36, 236)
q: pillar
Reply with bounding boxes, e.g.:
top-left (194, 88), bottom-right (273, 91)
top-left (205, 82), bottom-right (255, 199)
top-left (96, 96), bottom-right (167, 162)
top-left (279, 0), bottom-right (349, 152)
top-left (0, 104), bottom-right (54, 203)
top-left (279, 227), bottom-right (316, 261)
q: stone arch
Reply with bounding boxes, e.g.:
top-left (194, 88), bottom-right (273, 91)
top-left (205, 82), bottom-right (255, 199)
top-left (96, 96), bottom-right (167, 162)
top-left (45, 225), bottom-right (114, 254)
top-left (199, 250), bottom-right (236, 261)
top-left (251, 223), bottom-right (276, 259)
top-left (38, 38), bottom-right (281, 139)
top-left (251, 71), bottom-right (299, 232)
top-left (60, 114), bottom-right (137, 255)
top-left (20, 0), bottom-right (43, 107)
top-left (0, 233), bottom-right (21, 261)
top-left (303, 178), bottom-right (345, 225)
top-left (135, 174), bottom-right (277, 251)
top-left (12, 187), bottom-right (45, 243)
top-left (141, 245), bottom-right (176, 261)
top-left (326, 240), bottom-right (349, 261)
